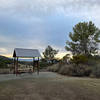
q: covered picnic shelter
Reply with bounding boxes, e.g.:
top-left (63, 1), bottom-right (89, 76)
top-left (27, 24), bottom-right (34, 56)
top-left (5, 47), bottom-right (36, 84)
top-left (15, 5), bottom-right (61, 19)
top-left (13, 48), bottom-right (41, 75)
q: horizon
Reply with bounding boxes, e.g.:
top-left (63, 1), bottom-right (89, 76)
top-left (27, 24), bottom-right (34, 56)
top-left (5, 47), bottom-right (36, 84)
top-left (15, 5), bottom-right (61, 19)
top-left (0, 51), bottom-right (68, 60)
top-left (0, 0), bottom-right (100, 58)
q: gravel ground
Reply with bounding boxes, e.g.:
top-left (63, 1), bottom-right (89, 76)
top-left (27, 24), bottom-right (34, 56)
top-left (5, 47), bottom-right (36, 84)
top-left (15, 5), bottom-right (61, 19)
top-left (0, 72), bottom-right (100, 100)
top-left (0, 72), bottom-right (62, 82)
top-left (0, 72), bottom-right (98, 82)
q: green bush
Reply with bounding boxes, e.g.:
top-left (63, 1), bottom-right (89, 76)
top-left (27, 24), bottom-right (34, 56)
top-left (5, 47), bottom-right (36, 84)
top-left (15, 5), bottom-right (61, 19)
top-left (40, 62), bottom-right (52, 69)
top-left (0, 62), bottom-right (8, 68)
top-left (58, 64), bottom-right (74, 75)
top-left (91, 64), bottom-right (100, 78)
top-left (47, 63), bottom-right (60, 72)
top-left (58, 64), bottom-right (91, 77)
top-left (48, 62), bottom-right (92, 77)
top-left (71, 55), bottom-right (88, 65)
top-left (72, 64), bottom-right (91, 76)
top-left (47, 55), bottom-right (100, 78)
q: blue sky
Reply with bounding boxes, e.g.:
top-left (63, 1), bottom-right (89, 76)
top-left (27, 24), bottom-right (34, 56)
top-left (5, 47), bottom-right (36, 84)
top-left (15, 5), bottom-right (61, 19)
top-left (0, 0), bottom-right (100, 58)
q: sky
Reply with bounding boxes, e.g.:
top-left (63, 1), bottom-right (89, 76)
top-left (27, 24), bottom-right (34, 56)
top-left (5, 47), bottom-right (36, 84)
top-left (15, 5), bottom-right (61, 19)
top-left (0, 0), bottom-right (100, 58)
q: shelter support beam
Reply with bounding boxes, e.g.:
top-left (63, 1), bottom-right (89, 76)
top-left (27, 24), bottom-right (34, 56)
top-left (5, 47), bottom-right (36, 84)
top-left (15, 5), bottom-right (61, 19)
top-left (14, 57), bottom-right (16, 74)
top-left (37, 57), bottom-right (39, 75)
top-left (16, 57), bottom-right (18, 76)
top-left (33, 57), bottom-right (35, 72)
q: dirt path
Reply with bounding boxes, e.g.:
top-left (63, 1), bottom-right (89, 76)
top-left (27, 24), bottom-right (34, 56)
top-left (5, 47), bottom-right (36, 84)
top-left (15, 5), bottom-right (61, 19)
top-left (0, 72), bottom-right (100, 100)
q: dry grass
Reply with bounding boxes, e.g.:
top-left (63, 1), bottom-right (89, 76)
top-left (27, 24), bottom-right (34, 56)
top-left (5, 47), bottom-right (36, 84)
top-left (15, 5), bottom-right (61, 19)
top-left (0, 72), bottom-right (100, 100)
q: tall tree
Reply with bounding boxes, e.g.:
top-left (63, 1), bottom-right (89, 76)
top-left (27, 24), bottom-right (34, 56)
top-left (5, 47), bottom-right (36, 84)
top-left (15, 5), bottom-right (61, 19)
top-left (65, 21), bottom-right (100, 55)
top-left (43, 45), bottom-right (58, 63)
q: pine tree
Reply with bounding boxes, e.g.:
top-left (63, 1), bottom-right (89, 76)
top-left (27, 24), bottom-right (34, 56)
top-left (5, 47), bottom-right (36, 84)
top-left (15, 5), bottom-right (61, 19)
top-left (65, 21), bottom-right (100, 55)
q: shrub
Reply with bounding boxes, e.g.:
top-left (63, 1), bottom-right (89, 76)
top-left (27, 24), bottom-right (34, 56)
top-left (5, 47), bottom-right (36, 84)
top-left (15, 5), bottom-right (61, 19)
top-left (58, 64), bottom-right (74, 75)
top-left (58, 64), bottom-right (91, 77)
top-left (72, 64), bottom-right (91, 77)
top-left (47, 63), bottom-right (60, 72)
top-left (47, 55), bottom-right (100, 78)
top-left (91, 64), bottom-right (100, 78)
top-left (39, 62), bottom-right (51, 69)
top-left (48, 63), bottom-right (92, 77)
top-left (71, 55), bottom-right (88, 65)
top-left (0, 62), bottom-right (8, 68)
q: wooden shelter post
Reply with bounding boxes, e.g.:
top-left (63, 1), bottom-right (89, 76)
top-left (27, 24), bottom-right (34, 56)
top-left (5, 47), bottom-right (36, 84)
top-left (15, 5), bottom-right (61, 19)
top-left (16, 57), bottom-right (18, 76)
top-left (33, 57), bottom-right (35, 72)
top-left (37, 57), bottom-right (39, 75)
top-left (13, 48), bottom-right (41, 76)
top-left (14, 57), bottom-right (16, 74)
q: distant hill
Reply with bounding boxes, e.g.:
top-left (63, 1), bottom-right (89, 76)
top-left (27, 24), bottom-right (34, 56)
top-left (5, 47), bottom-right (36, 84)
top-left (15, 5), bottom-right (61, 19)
top-left (0, 55), bottom-right (13, 68)
top-left (0, 55), bottom-right (33, 68)
top-left (0, 55), bottom-right (13, 63)
top-left (0, 55), bottom-right (50, 69)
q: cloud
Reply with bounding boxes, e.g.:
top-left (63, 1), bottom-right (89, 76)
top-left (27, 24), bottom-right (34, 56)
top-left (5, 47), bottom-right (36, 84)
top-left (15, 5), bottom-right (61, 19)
top-left (0, 0), bottom-right (100, 28)
top-left (0, 0), bottom-right (100, 16)
top-left (0, 0), bottom-right (100, 24)
top-left (0, 34), bottom-right (48, 57)
top-left (0, 0), bottom-right (100, 58)
top-left (0, 48), bottom-right (7, 53)
top-left (0, 34), bottom-right (13, 43)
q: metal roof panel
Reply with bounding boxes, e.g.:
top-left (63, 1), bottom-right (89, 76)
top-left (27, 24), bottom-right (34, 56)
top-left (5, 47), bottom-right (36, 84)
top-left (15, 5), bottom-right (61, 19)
top-left (13, 48), bottom-right (41, 57)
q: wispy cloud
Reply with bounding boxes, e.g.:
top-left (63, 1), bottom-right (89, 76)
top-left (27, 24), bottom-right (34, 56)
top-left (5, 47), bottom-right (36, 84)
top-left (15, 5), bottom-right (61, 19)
top-left (0, 0), bottom-right (100, 57)
top-left (0, 0), bottom-right (100, 15)
top-left (0, 48), bottom-right (7, 53)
